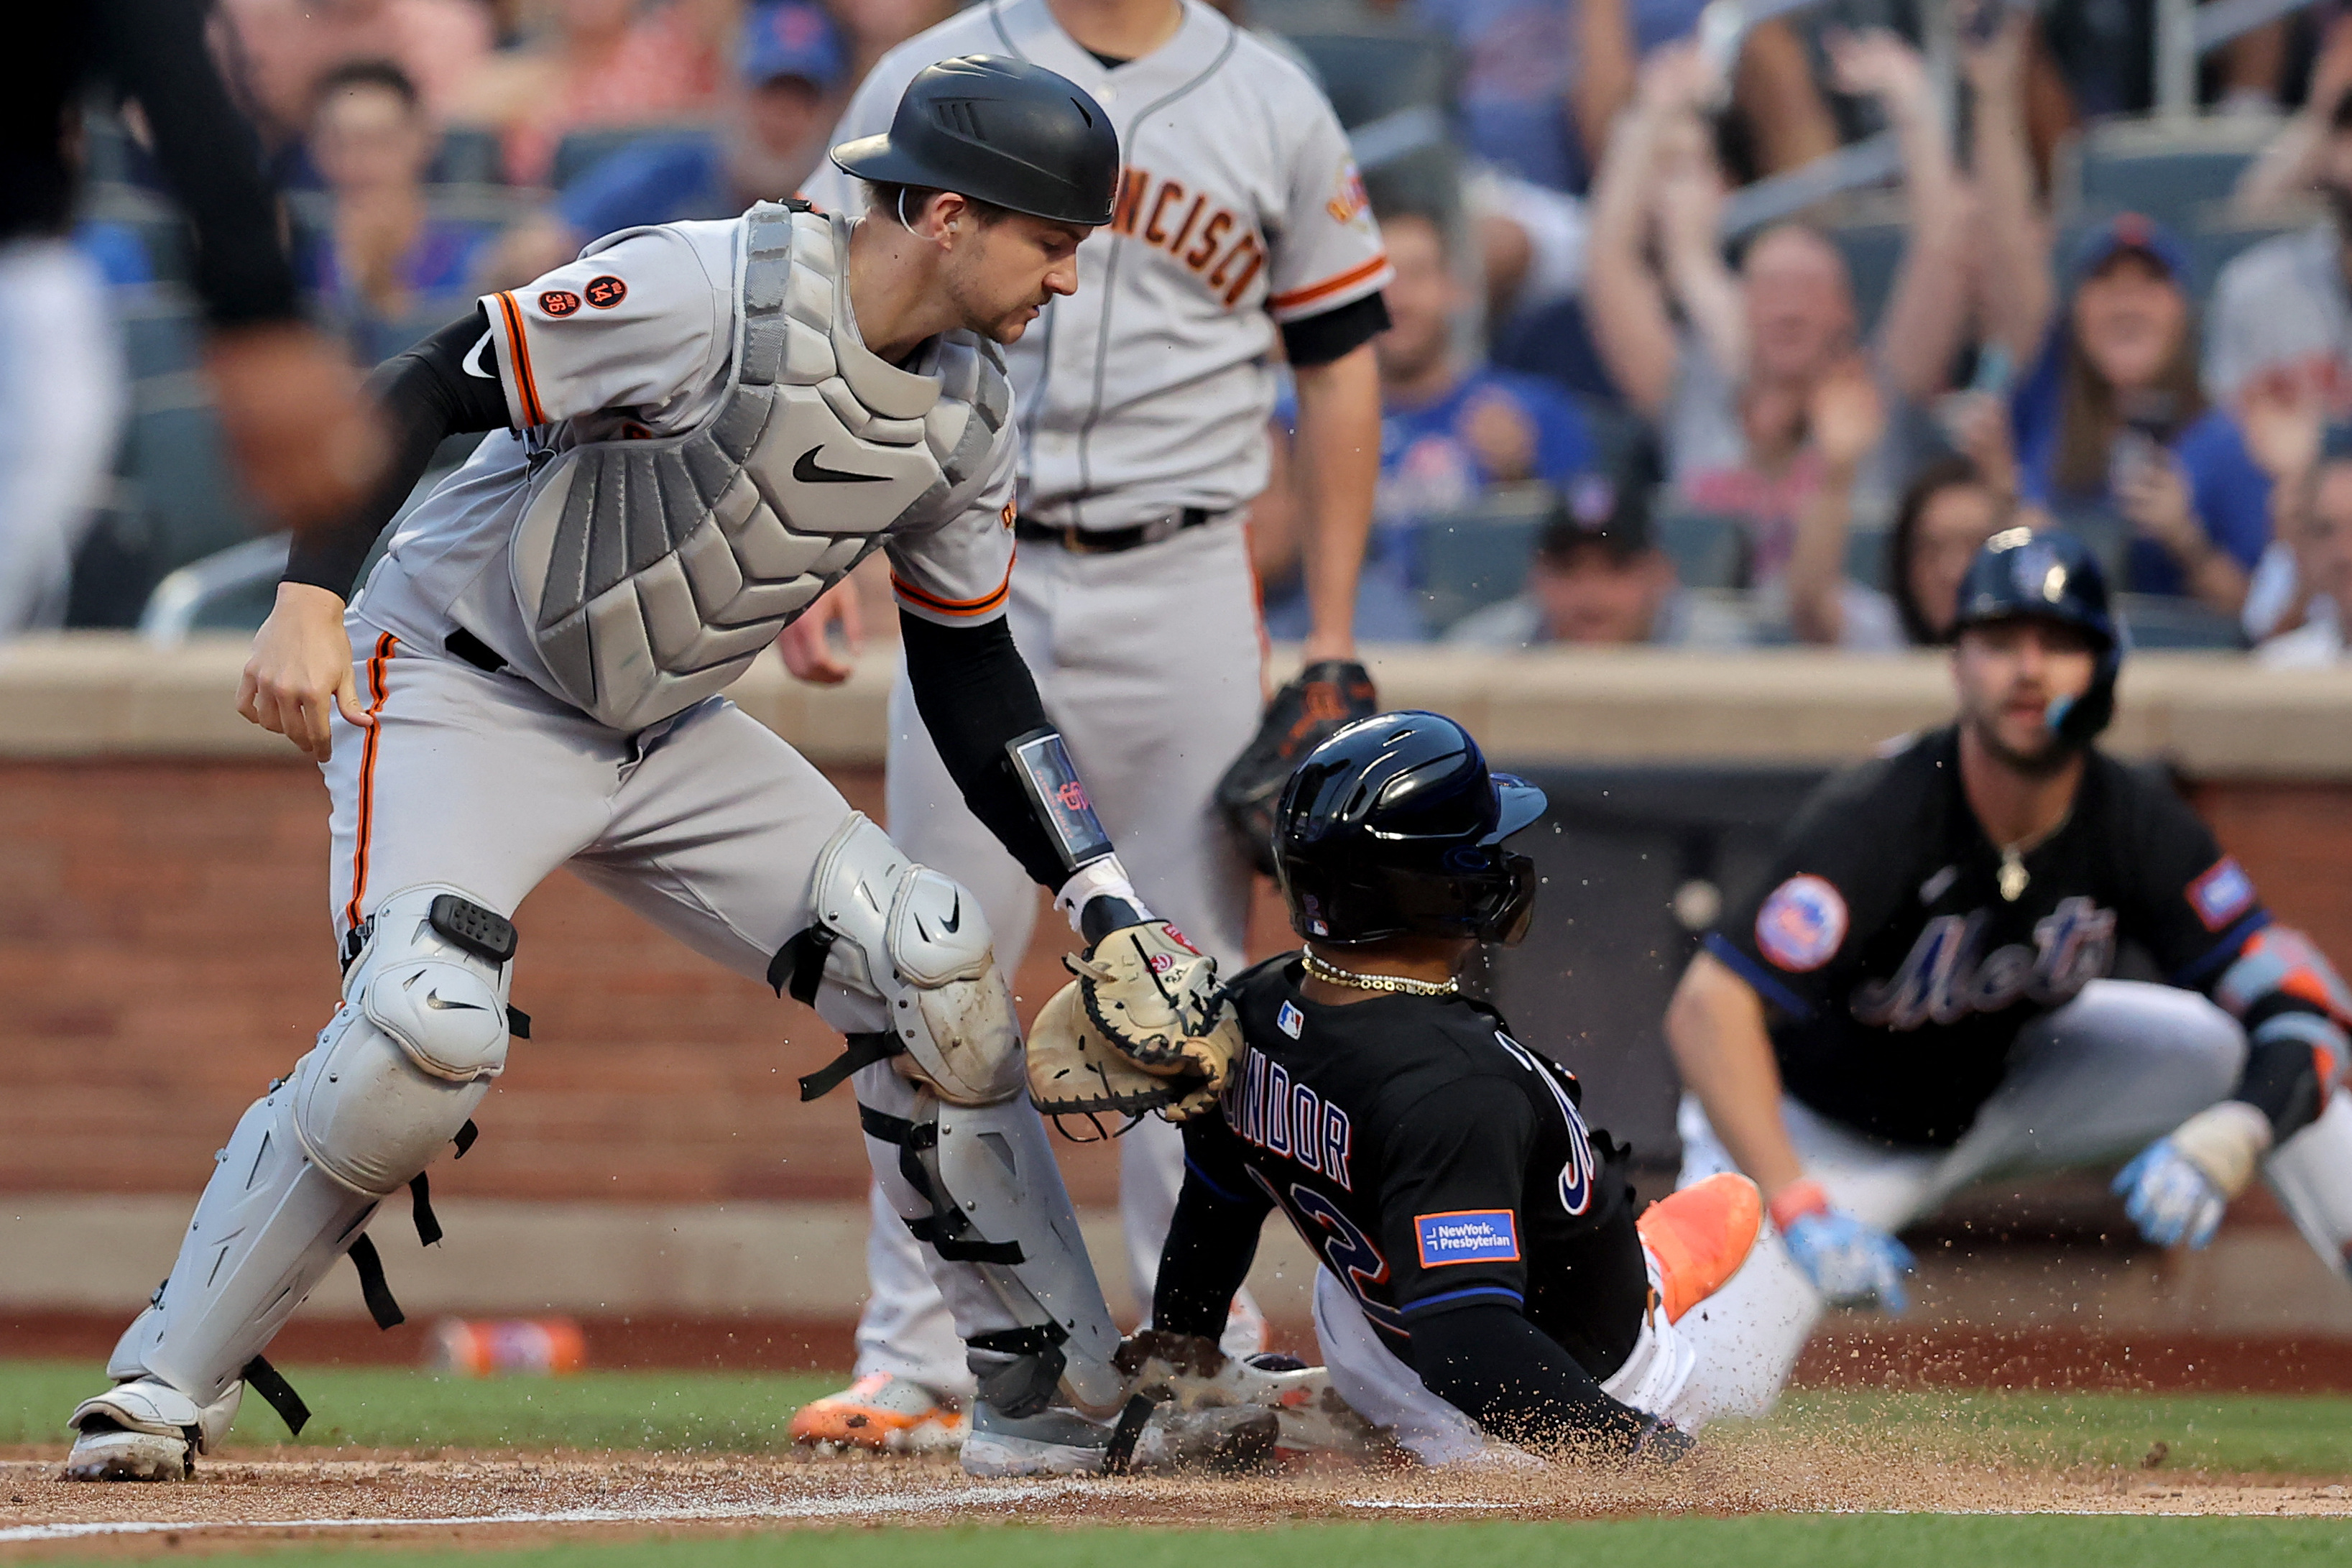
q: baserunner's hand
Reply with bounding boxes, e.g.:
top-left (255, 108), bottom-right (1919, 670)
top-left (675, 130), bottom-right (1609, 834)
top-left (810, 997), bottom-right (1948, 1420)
top-left (239, 583), bottom-right (367, 760)
top-left (1771, 1179), bottom-right (1914, 1312)
top-left (775, 581), bottom-right (862, 684)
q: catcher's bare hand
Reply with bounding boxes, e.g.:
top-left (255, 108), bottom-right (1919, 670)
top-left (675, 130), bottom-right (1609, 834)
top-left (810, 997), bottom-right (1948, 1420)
top-left (239, 583), bottom-right (368, 760)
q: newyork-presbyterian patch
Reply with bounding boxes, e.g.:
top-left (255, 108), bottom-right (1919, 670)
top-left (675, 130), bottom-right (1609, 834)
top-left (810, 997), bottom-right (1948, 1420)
top-left (1415, 1209), bottom-right (1521, 1268)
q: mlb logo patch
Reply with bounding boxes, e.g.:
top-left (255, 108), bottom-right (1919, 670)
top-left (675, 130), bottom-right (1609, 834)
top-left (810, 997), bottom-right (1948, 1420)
top-left (1277, 1001), bottom-right (1305, 1038)
top-left (2187, 857), bottom-right (2256, 932)
top-left (1756, 874), bottom-right (1848, 973)
top-left (1415, 1209), bottom-right (1521, 1268)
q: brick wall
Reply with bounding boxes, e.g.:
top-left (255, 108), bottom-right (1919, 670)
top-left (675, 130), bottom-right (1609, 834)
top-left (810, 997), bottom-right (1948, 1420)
top-left (4, 759), bottom-right (2347, 1209)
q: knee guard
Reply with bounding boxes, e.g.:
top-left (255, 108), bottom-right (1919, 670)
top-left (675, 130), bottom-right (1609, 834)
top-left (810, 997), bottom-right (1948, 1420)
top-left (107, 886), bottom-right (518, 1416)
top-left (785, 814), bottom-right (1024, 1107)
top-left (295, 885), bottom-right (517, 1193)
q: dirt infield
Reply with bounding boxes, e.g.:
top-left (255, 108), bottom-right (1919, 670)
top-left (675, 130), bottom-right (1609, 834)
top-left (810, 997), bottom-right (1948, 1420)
top-left (2, 1443), bottom-right (2348, 1557)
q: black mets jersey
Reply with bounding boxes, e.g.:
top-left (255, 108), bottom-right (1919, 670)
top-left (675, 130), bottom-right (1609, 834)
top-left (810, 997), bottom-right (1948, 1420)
top-left (1709, 725), bottom-right (2272, 1147)
top-left (1174, 955), bottom-right (1649, 1380)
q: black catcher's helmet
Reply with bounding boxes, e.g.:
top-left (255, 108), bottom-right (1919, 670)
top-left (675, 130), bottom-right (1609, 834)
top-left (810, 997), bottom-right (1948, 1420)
top-left (1950, 525), bottom-right (2125, 744)
top-left (829, 55), bottom-right (1120, 227)
top-left (1274, 711), bottom-right (1549, 946)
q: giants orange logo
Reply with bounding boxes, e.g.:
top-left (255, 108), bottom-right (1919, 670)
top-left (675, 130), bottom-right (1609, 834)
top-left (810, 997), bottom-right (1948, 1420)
top-left (1111, 166), bottom-right (1265, 308)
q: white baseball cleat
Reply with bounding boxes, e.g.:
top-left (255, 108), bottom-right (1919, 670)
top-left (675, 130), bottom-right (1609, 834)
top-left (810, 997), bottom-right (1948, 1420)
top-left (959, 1401), bottom-right (1116, 1477)
top-left (63, 1378), bottom-right (242, 1482)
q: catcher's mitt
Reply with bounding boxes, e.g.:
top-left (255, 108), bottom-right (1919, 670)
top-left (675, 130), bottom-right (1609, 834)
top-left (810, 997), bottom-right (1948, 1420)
top-left (1214, 660), bottom-right (1378, 875)
top-left (1065, 919), bottom-right (1220, 1071)
top-left (1027, 982), bottom-right (1234, 1125)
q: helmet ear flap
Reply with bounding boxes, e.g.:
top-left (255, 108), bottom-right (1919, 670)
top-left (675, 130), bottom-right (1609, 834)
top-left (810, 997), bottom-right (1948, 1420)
top-left (2049, 645), bottom-right (2120, 745)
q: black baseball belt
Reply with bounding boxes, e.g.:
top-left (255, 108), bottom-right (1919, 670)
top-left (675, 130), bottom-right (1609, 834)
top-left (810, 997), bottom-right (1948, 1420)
top-left (1014, 507), bottom-right (1215, 555)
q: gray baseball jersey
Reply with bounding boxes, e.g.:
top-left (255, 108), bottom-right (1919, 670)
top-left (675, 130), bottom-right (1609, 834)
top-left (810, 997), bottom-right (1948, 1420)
top-left (802, 0), bottom-right (1391, 531)
top-left (356, 205), bottom-right (1020, 732)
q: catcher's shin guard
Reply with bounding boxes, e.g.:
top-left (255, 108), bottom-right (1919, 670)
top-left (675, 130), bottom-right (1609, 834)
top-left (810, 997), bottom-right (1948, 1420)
top-left (857, 1071), bottom-right (1125, 1416)
top-left (90, 885), bottom-right (515, 1416)
top-left (2265, 1092), bottom-right (2352, 1282)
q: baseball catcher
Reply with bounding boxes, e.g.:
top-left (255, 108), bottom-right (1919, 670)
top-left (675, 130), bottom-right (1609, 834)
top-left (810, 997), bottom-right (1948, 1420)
top-left (1107, 711), bottom-right (1763, 1465)
top-left (1667, 527), bottom-right (2352, 1419)
top-left (63, 57), bottom-right (1228, 1484)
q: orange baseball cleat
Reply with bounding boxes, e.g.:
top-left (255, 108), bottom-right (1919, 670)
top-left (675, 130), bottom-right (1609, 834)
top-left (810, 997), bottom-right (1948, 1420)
top-left (1636, 1172), bottom-right (1763, 1323)
top-left (788, 1373), bottom-right (967, 1454)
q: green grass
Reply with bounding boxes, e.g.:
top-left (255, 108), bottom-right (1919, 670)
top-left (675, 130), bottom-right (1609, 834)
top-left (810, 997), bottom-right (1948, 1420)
top-left (6, 1361), bottom-right (2352, 1473)
top-left (38, 1518), bottom-right (2352, 1568)
top-left (1764, 1389), bottom-right (2352, 1476)
top-left (0, 1362), bottom-right (838, 1454)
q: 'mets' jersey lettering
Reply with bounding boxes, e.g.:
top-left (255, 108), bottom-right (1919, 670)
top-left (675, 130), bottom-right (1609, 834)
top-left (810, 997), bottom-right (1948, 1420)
top-left (1182, 958), bottom-right (1649, 1379)
top-left (1709, 726), bottom-right (2274, 1147)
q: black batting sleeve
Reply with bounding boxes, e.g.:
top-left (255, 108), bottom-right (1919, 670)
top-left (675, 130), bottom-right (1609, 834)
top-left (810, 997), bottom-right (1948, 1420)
top-left (1153, 1116), bottom-right (1275, 1339)
top-left (1408, 1304), bottom-right (1656, 1454)
top-left (97, 0), bottom-right (300, 327)
top-left (282, 305), bottom-right (510, 596)
top-left (898, 612), bottom-right (1091, 890)
top-left (1280, 292), bottom-right (1388, 367)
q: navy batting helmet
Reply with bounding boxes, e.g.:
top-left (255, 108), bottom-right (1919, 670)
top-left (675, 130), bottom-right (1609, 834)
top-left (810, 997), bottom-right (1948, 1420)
top-left (1950, 526), bottom-right (2124, 744)
top-left (829, 56), bottom-right (1120, 227)
top-left (1274, 711), bottom-right (1549, 946)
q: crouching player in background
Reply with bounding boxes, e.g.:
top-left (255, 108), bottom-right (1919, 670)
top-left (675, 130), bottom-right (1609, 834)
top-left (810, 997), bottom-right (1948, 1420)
top-left (1667, 527), bottom-right (2352, 1421)
top-left (1115, 712), bottom-right (1762, 1466)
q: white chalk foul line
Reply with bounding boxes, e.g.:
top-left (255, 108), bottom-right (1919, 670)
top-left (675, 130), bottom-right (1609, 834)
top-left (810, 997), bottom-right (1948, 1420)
top-left (0, 1480), bottom-right (1091, 1544)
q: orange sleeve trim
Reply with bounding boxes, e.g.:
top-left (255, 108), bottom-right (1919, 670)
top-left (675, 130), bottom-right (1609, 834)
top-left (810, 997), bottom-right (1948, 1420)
top-left (1268, 253), bottom-right (1391, 313)
top-left (891, 561), bottom-right (1014, 617)
top-left (342, 634), bottom-right (400, 935)
top-left (492, 291), bottom-right (548, 427)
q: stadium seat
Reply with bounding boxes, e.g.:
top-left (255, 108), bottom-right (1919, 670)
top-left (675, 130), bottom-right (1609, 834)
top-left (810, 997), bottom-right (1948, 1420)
top-left (1654, 508), bottom-right (1745, 590)
top-left (1277, 32), bottom-right (1456, 132)
top-left (2112, 592), bottom-right (2246, 650)
top-left (431, 126), bottom-right (507, 187)
top-left (1410, 488), bottom-right (1551, 632)
top-left (2057, 114), bottom-right (2279, 229)
top-left (550, 125), bottom-right (709, 192)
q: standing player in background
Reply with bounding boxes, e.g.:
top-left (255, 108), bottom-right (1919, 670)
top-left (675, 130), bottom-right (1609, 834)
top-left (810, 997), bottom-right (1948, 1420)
top-left (784, 0), bottom-right (1389, 1455)
top-left (1666, 528), bottom-right (2352, 1420)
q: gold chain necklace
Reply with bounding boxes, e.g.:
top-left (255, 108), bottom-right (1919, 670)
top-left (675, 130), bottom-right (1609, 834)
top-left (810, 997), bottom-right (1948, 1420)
top-left (1302, 950), bottom-right (1461, 997)
top-left (1995, 808), bottom-right (2072, 903)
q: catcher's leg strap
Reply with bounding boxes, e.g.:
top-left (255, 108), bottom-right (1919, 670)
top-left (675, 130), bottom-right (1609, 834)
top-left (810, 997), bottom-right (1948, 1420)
top-left (858, 1104), bottom-right (1023, 1264)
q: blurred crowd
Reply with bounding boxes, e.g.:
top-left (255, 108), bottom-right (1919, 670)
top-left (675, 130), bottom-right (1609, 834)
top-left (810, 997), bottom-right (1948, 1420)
top-left (34, 0), bottom-right (2352, 665)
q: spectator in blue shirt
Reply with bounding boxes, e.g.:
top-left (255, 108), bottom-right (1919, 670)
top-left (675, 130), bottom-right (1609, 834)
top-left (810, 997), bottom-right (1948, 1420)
top-left (1968, 21), bottom-right (2266, 617)
top-left (2001, 216), bottom-right (2269, 614)
top-left (1255, 201), bottom-right (1597, 640)
top-left (298, 59), bottom-right (497, 364)
top-left (482, 2), bottom-right (845, 288)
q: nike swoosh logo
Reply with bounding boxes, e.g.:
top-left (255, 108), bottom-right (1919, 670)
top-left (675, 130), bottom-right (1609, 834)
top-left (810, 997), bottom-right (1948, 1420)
top-left (941, 894), bottom-right (961, 935)
top-left (461, 329), bottom-right (498, 379)
top-left (793, 445), bottom-right (889, 484)
top-left (423, 989), bottom-right (486, 1013)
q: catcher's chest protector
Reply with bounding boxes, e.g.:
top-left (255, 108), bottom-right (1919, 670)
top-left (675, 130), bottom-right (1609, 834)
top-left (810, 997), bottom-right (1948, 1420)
top-left (511, 204), bottom-right (1011, 732)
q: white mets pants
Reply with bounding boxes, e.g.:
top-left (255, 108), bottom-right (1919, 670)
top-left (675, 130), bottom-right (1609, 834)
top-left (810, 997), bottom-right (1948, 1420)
top-left (857, 518), bottom-right (1267, 1394)
top-left (1672, 977), bottom-right (2352, 1420)
top-left (317, 619), bottom-right (1069, 1357)
top-left (1311, 1253), bottom-right (1703, 1466)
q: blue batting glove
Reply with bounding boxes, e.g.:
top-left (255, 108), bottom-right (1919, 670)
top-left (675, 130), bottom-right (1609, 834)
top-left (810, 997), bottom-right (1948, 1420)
top-left (2114, 1138), bottom-right (2226, 1250)
top-left (1774, 1181), bottom-right (1915, 1313)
